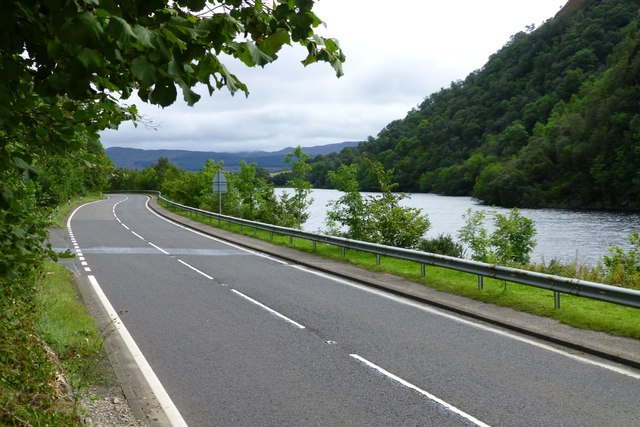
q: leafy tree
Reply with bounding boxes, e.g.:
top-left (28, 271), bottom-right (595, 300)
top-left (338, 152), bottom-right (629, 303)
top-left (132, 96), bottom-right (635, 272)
top-left (602, 230), bottom-right (640, 289)
top-left (325, 164), bottom-right (368, 240)
top-left (364, 161), bottom-right (430, 249)
top-left (491, 209), bottom-right (537, 265)
top-left (458, 209), bottom-right (492, 262)
top-left (458, 208), bottom-right (537, 265)
top-left (307, 0), bottom-right (640, 211)
top-left (1, 0), bottom-right (345, 280)
top-left (326, 161), bottom-right (430, 249)
top-left (279, 146), bottom-right (313, 228)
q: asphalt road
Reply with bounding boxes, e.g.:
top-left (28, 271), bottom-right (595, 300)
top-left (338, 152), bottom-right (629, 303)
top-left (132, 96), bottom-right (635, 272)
top-left (62, 194), bottom-right (640, 426)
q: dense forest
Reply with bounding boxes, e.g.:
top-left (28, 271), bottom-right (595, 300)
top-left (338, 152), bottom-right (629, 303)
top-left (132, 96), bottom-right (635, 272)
top-left (308, 0), bottom-right (640, 210)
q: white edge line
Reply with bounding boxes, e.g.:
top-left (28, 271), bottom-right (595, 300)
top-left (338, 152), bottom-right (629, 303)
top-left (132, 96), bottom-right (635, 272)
top-left (177, 259), bottom-right (214, 280)
top-left (143, 195), bottom-right (640, 380)
top-left (88, 276), bottom-right (188, 427)
top-left (350, 354), bottom-right (491, 427)
top-left (143, 197), bottom-right (287, 265)
top-left (231, 289), bottom-right (306, 329)
top-left (69, 198), bottom-right (187, 427)
top-left (290, 266), bottom-right (640, 380)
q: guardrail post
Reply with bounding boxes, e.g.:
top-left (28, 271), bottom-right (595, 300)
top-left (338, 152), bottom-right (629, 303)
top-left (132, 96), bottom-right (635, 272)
top-left (421, 263), bottom-right (426, 278)
top-left (341, 246), bottom-right (346, 257)
top-left (554, 291), bottom-right (561, 309)
top-left (240, 223), bottom-right (243, 233)
top-left (289, 235), bottom-right (293, 245)
top-left (313, 241), bottom-right (317, 252)
top-left (376, 254), bottom-right (381, 266)
top-left (253, 227), bottom-right (257, 236)
top-left (270, 231), bottom-right (274, 240)
top-left (478, 275), bottom-right (484, 290)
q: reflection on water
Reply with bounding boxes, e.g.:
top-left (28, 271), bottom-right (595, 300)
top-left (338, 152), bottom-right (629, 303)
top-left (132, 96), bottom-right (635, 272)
top-left (277, 188), bottom-right (640, 265)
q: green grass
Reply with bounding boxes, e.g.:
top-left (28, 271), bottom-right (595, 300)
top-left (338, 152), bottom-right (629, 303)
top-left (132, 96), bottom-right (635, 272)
top-left (48, 192), bottom-right (104, 228)
top-left (36, 262), bottom-right (105, 392)
top-left (170, 204), bottom-right (640, 339)
top-left (1, 193), bottom-right (108, 425)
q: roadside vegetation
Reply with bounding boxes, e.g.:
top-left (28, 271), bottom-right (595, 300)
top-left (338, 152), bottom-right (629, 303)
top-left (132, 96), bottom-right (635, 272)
top-left (1, 195), bottom-right (105, 425)
top-left (163, 201), bottom-right (640, 339)
top-left (146, 154), bottom-right (639, 339)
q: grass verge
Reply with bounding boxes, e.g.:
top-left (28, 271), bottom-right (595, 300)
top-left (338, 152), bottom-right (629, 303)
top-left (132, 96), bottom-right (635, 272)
top-left (1, 194), bottom-right (107, 425)
top-left (0, 262), bottom-right (103, 426)
top-left (170, 205), bottom-right (640, 339)
top-left (48, 192), bottom-right (104, 228)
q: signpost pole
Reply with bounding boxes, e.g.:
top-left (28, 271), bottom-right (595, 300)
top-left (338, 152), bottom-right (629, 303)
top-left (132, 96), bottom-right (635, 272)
top-left (212, 170), bottom-right (227, 226)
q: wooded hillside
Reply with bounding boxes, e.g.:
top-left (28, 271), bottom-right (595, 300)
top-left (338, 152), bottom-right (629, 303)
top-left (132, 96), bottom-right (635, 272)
top-left (309, 0), bottom-right (640, 210)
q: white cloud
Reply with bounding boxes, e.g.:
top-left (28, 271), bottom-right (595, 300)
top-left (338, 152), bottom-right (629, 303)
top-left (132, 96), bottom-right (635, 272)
top-left (100, 0), bottom-right (566, 152)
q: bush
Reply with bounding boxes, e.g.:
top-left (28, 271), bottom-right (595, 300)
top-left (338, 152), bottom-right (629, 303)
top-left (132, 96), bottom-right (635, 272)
top-left (418, 234), bottom-right (464, 257)
top-left (602, 230), bottom-right (640, 289)
top-left (457, 208), bottom-right (537, 265)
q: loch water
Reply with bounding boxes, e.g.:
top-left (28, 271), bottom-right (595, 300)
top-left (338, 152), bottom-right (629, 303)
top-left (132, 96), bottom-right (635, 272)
top-left (279, 188), bottom-right (640, 265)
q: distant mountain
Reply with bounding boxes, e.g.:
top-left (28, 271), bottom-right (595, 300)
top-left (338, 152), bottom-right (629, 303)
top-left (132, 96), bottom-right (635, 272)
top-left (106, 141), bottom-right (361, 171)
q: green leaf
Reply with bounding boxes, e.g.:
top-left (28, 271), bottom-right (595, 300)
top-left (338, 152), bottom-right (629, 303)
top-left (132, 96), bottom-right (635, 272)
top-left (246, 41), bottom-right (274, 67)
top-left (149, 81), bottom-right (177, 107)
top-left (259, 28), bottom-right (291, 56)
top-left (77, 48), bottom-right (102, 71)
top-left (131, 57), bottom-right (156, 86)
top-left (107, 15), bottom-right (137, 47)
top-left (294, 0), bottom-right (314, 11)
top-left (133, 25), bottom-right (155, 48)
top-left (73, 11), bottom-right (104, 46)
top-left (178, 82), bottom-right (201, 106)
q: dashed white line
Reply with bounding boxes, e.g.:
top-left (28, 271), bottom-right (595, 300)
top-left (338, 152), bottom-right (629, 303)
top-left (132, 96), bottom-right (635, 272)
top-left (231, 289), bottom-right (306, 329)
top-left (289, 265), bottom-right (640, 380)
top-left (131, 231), bottom-right (144, 240)
top-left (350, 354), bottom-right (491, 427)
top-left (148, 242), bottom-right (170, 255)
top-left (177, 259), bottom-right (214, 280)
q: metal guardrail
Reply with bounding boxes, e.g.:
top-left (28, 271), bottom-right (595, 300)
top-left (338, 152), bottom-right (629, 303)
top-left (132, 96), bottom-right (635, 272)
top-left (115, 191), bottom-right (640, 310)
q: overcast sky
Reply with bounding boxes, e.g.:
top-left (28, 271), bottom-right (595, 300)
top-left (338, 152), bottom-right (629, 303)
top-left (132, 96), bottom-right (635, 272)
top-left (100, 0), bottom-right (567, 153)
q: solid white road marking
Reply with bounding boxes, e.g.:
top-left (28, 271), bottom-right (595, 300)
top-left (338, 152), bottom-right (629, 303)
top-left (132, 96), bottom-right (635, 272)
top-left (144, 197), bottom-right (287, 265)
top-left (87, 276), bottom-right (188, 427)
top-left (350, 354), bottom-right (491, 427)
top-left (231, 289), bottom-right (306, 329)
top-left (177, 259), bottom-right (214, 280)
top-left (138, 195), bottom-right (640, 379)
top-left (69, 199), bottom-right (187, 426)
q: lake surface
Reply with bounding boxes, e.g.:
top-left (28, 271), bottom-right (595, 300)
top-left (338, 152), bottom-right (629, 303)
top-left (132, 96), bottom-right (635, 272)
top-left (278, 188), bottom-right (640, 265)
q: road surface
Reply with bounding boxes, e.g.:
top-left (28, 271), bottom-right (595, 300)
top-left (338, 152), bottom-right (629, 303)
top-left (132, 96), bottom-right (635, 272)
top-left (62, 194), bottom-right (640, 426)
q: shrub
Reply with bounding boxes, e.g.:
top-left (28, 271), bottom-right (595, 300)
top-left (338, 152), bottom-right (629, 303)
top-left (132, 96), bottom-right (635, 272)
top-left (418, 234), bottom-right (464, 257)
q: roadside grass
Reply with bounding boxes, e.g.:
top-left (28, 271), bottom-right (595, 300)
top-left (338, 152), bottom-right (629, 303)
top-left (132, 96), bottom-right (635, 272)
top-left (171, 206), bottom-right (640, 339)
top-left (35, 262), bottom-right (105, 394)
top-left (48, 192), bottom-right (104, 228)
top-left (0, 194), bottom-right (106, 425)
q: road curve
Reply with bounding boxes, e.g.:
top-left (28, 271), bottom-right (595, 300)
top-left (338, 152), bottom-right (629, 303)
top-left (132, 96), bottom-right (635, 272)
top-left (62, 194), bottom-right (640, 426)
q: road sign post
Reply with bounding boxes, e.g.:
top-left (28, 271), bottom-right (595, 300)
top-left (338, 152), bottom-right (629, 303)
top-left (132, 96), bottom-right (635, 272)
top-left (212, 170), bottom-right (227, 225)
